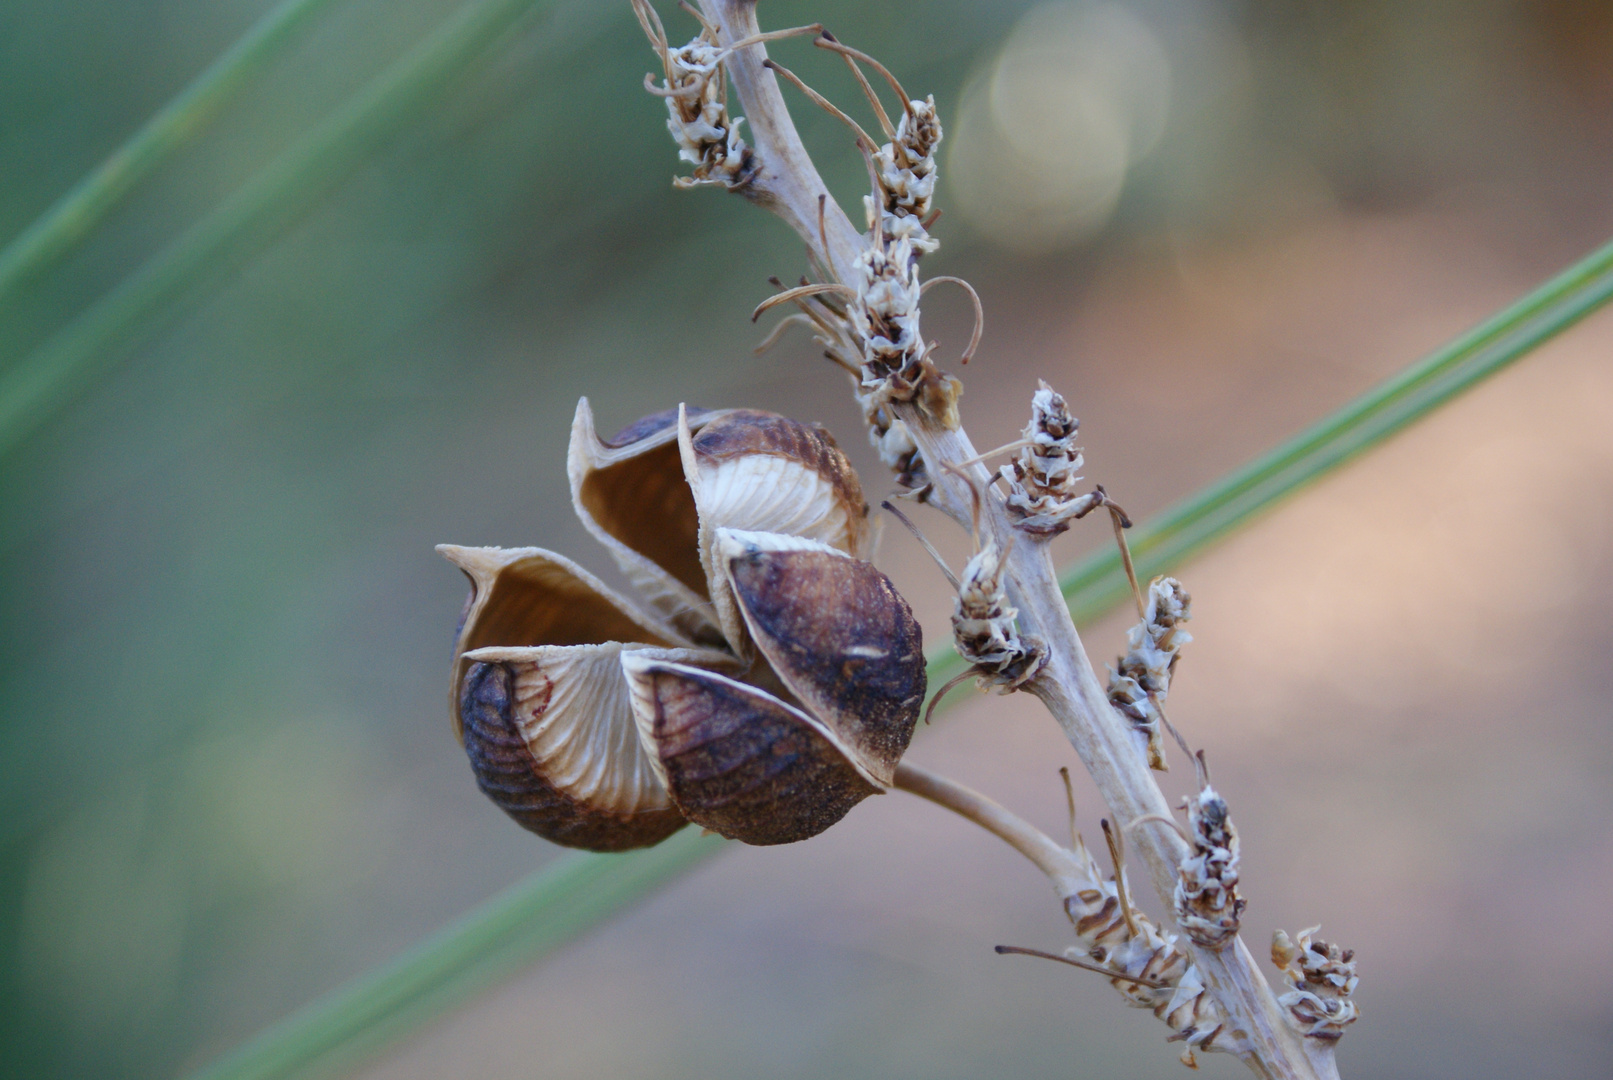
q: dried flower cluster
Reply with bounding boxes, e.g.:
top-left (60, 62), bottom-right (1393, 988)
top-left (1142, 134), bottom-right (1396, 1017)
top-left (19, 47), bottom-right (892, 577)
top-left (1272, 928), bottom-right (1360, 1039)
top-left (1059, 828), bottom-right (1244, 1068)
top-left (1108, 577), bottom-right (1192, 770)
top-left (1173, 786), bottom-right (1246, 948)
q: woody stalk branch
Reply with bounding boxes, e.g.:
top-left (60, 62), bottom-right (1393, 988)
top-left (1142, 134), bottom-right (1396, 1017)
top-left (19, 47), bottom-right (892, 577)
top-left (686, 3), bottom-right (1349, 1078)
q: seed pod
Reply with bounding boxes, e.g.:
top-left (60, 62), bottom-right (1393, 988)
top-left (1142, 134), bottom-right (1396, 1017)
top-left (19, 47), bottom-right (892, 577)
top-left (568, 399), bottom-right (733, 644)
top-left (679, 406), bottom-right (872, 659)
top-left (716, 529), bottom-right (922, 785)
top-left (439, 544), bottom-right (732, 851)
top-left (622, 531), bottom-right (924, 844)
top-left (622, 656), bottom-right (880, 845)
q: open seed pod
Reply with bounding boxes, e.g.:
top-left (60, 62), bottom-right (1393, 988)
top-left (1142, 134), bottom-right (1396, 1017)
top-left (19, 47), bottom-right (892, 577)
top-left (440, 544), bottom-right (733, 851)
top-left (677, 405), bottom-right (872, 660)
top-left (716, 529), bottom-right (924, 787)
top-left (622, 531), bottom-right (924, 845)
top-left (568, 400), bottom-right (733, 644)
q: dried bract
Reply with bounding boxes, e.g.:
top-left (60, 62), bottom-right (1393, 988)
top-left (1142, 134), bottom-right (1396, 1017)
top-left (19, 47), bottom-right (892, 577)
top-left (1002, 381), bottom-right (1103, 535)
top-left (1173, 787), bottom-right (1246, 949)
top-left (1107, 577), bottom-right (1192, 770)
top-left (1272, 927), bottom-right (1360, 1040)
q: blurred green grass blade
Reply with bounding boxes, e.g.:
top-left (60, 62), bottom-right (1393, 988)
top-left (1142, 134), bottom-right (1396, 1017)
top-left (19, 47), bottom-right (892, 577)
top-left (182, 233), bottom-right (1613, 1080)
top-left (185, 829), bottom-right (728, 1080)
top-left (1061, 233), bottom-right (1613, 620)
top-left (0, 0), bottom-right (341, 302)
top-left (0, 0), bottom-right (554, 460)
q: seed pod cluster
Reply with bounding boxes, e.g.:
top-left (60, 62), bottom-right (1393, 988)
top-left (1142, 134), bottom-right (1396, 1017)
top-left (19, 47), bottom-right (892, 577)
top-left (442, 401), bottom-right (924, 851)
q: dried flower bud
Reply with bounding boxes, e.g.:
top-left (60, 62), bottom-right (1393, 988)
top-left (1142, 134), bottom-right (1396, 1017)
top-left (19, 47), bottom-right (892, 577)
top-left (954, 538), bottom-right (1046, 690)
top-left (1107, 577), bottom-right (1192, 770)
top-left (624, 530), bottom-right (924, 844)
top-left (1271, 927), bottom-right (1360, 1040)
top-left (1001, 381), bottom-right (1102, 534)
top-left (864, 95), bottom-right (943, 254)
top-left (1172, 787), bottom-right (1245, 948)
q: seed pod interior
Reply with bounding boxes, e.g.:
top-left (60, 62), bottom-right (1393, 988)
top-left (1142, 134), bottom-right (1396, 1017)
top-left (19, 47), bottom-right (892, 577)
top-left (460, 655), bottom-right (690, 852)
top-left (679, 406), bottom-right (872, 657)
top-left (438, 544), bottom-right (690, 740)
top-left (569, 398), bottom-right (730, 642)
top-left (622, 654), bottom-right (881, 846)
top-left (718, 529), bottom-right (925, 786)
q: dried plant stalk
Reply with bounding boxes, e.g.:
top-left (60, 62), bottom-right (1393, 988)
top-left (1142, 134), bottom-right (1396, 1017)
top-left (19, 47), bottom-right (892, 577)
top-left (691, 3), bottom-right (1347, 1077)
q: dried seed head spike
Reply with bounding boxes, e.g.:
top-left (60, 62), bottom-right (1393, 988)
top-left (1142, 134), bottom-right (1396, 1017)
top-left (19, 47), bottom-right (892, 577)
top-left (678, 407), bottom-right (872, 661)
top-left (635, 0), bottom-right (757, 189)
top-left (716, 528), bottom-right (925, 785)
top-left (1172, 787), bottom-right (1246, 949)
top-left (568, 399), bottom-right (729, 643)
top-left (622, 654), bottom-right (884, 845)
top-left (1271, 927), bottom-right (1360, 1040)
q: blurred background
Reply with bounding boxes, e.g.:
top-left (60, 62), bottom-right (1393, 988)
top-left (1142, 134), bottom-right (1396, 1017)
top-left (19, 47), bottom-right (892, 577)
top-left (2, 1), bottom-right (1611, 1077)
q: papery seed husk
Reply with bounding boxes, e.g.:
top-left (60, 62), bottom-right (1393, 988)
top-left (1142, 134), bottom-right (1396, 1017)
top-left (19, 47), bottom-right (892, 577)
top-left (679, 407), bottom-right (871, 657)
top-left (460, 659), bottom-right (688, 851)
top-left (622, 655), bottom-right (881, 846)
top-left (569, 398), bottom-right (732, 643)
top-left (718, 529), bottom-right (924, 786)
top-left (438, 544), bottom-right (694, 740)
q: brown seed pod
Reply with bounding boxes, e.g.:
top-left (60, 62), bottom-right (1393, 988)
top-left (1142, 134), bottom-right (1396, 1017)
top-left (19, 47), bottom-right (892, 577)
top-left (439, 544), bottom-right (733, 851)
top-left (622, 531), bottom-right (924, 844)
top-left (716, 529), bottom-right (923, 786)
top-left (679, 405), bottom-right (873, 660)
top-left (621, 656), bottom-right (881, 845)
top-left (568, 399), bottom-right (733, 644)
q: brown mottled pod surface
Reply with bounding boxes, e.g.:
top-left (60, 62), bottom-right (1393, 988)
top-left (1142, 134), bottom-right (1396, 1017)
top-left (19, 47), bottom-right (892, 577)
top-left (622, 656), bottom-right (880, 845)
top-left (622, 530), bottom-right (924, 845)
top-left (717, 529), bottom-right (925, 786)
